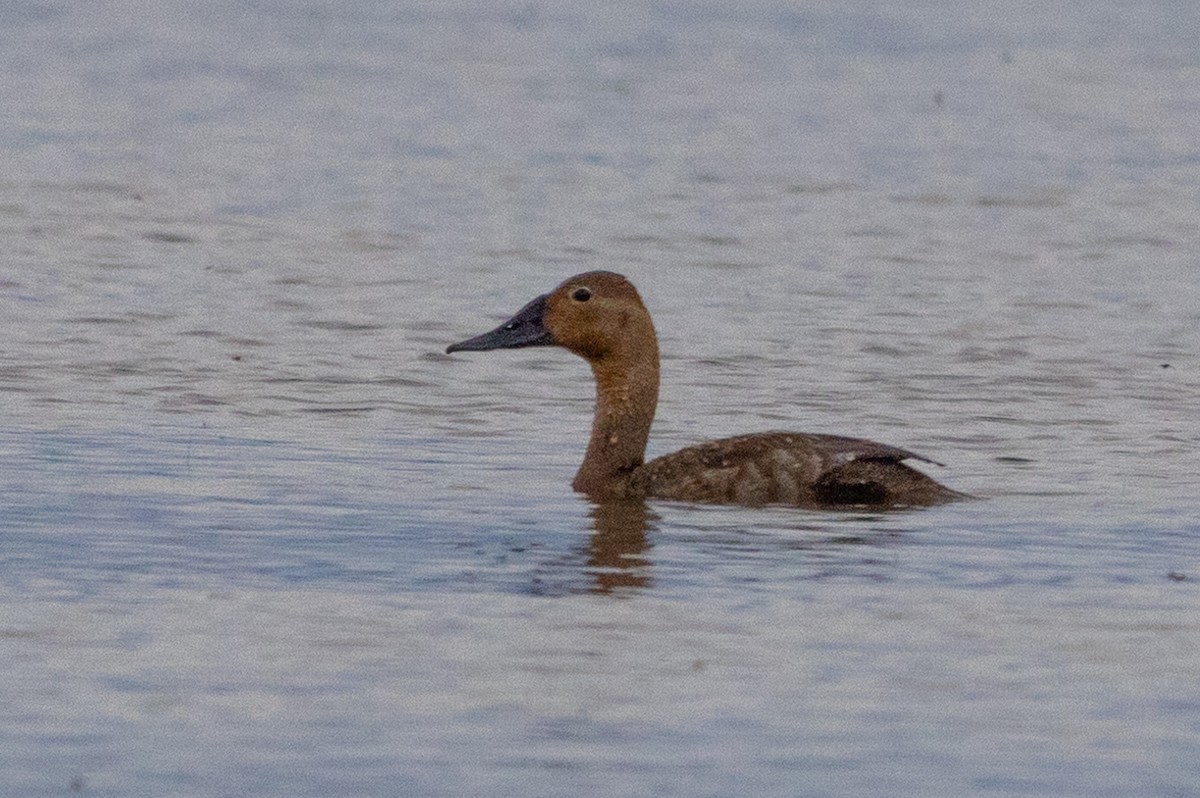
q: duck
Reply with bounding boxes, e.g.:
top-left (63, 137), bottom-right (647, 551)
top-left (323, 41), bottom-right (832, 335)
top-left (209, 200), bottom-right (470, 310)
top-left (446, 271), bottom-right (963, 508)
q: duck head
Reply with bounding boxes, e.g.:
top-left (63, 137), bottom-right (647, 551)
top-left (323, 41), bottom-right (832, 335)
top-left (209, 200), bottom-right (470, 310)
top-left (446, 270), bottom-right (655, 362)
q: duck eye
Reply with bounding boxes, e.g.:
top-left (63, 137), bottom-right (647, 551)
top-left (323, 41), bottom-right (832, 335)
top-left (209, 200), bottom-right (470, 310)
top-left (571, 287), bottom-right (592, 303)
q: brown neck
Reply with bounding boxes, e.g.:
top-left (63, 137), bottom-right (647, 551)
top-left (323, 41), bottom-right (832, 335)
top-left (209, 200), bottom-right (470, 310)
top-left (572, 339), bottom-right (659, 498)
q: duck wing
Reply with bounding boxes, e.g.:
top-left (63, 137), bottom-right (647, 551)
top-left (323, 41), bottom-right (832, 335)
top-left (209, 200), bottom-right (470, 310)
top-left (631, 431), bottom-right (953, 508)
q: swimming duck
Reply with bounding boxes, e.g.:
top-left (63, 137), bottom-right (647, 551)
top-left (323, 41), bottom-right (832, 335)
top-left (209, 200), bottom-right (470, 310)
top-left (447, 271), bottom-right (961, 508)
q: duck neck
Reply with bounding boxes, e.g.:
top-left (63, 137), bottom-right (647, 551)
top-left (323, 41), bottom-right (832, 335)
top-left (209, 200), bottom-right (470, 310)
top-left (573, 343), bottom-right (659, 498)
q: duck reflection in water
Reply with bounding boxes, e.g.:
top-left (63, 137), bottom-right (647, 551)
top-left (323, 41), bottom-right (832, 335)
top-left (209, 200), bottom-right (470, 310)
top-left (447, 271), bottom-right (964, 509)
top-left (576, 502), bottom-right (906, 596)
top-left (585, 501), bottom-right (655, 594)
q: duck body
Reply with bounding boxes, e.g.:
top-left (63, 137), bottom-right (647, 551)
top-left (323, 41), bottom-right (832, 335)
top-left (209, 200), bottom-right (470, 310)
top-left (629, 432), bottom-right (956, 507)
top-left (447, 271), bottom-right (962, 509)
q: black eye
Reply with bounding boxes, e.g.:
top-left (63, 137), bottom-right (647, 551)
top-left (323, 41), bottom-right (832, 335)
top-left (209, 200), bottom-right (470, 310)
top-left (571, 287), bottom-right (592, 302)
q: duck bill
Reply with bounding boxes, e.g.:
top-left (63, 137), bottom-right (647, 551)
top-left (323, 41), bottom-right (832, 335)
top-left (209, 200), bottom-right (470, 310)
top-left (446, 294), bottom-right (554, 353)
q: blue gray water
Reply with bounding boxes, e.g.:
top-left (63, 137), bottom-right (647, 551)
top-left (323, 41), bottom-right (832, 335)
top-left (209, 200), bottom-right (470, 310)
top-left (2, 2), bottom-right (1199, 796)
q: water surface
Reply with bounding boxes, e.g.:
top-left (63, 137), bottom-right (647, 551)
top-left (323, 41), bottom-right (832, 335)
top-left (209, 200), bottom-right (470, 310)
top-left (2, 2), bottom-right (1199, 796)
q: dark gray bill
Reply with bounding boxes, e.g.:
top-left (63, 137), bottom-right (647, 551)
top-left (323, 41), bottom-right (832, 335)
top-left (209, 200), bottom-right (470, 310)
top-left (446, 294), bottom-right (553, 353)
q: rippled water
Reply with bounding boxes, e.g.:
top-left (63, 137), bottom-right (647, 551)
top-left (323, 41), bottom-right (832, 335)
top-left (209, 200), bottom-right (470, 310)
top-left (3, 2), bottom-right (1199, 796)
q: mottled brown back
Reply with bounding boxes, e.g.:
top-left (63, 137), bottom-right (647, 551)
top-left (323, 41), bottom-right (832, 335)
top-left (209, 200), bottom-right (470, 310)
top-left (626, 432), bottom-right (961, 508)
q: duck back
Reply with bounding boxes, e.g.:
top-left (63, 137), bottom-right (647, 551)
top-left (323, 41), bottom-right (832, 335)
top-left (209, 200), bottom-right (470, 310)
top-left (627, 432), bottom-right (961, 508)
